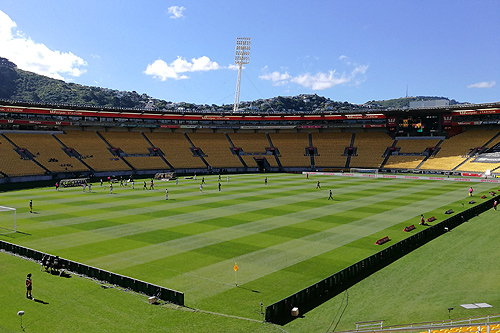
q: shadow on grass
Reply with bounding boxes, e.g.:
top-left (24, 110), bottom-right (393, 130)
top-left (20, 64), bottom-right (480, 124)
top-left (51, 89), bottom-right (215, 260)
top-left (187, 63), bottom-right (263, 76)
top-left (33, 298), bottom-right (49, 305)
top-left (236, 285), bottom-right (260, 293)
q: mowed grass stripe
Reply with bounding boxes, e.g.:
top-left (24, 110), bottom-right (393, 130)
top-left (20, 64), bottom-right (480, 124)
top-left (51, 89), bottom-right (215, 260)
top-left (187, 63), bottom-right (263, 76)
top-left (134, 182), bottom-right (479, 303)
top-left (18, 177), bottom-right (403, 251)
top-left (85, 179), bottom-right (465, 273)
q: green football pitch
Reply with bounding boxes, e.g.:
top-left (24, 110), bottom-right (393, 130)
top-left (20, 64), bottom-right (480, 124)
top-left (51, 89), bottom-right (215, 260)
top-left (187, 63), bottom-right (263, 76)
top-left (0, 173), bottom-right (498, 325)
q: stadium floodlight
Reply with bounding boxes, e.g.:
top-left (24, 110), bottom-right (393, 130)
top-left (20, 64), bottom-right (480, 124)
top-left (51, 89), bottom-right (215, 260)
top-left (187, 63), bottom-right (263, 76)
top-left (0, 206), bottom-right (16, 234)
top-left (233, 37), bottom-right (251, 113)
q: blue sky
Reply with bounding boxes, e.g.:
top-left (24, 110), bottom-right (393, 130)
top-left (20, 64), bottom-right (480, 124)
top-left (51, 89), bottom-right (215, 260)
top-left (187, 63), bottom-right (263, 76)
top-left (1, 1), bottom-right (499, 106)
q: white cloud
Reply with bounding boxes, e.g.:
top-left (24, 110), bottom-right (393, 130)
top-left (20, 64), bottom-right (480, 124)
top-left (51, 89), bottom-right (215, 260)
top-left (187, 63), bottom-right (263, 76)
top-left (259, 63), bottom-right (368, 90)
top-left (467, 81), bottom-right (496, 89)
top-left (145, 56), bottom-right (221, 80)
top-left (0, 10), bottom-right (87, 80)
top-left (167, 6), bottom-right (186, 19)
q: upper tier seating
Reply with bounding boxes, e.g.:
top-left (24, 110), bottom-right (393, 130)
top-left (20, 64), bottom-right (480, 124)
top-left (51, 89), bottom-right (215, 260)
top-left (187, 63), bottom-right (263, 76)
top-left (0, 135), bottom-right (46, 176)
top-left (143, 132), bottom-right (207, 169)
top-left (420, 129), bottom-right (500, 171)
top-left (188, 133), bottom-right (242, 168)
top-left (228, 133), bottom-right (278, 168)
top-left (55, 131), bottom-right (131, 171)
top-left (6, 133), bottom-right (89, 173)
top-left (311, 132), bottom-right (351, 168)
top-left (350, 132), bottom-right (393, 168)
top-left (269, 133), bottom-right (310, 167)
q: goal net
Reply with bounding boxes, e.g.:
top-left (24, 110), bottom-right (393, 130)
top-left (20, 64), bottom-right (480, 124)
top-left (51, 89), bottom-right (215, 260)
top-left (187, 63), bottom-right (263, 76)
top-left (0, 206), bottom-right (17, 235)
top-left (349, 168), bottom-right (379, 177)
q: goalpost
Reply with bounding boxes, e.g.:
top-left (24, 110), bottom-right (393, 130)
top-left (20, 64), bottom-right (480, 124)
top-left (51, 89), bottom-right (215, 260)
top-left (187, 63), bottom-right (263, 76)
top-left (0, 206), bottom-right (17, 234)
top-left (349, 168), bottom-right (379, 177)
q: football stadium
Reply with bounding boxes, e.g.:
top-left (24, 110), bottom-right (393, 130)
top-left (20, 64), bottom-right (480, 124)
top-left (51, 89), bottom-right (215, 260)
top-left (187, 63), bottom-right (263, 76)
top-left (1, 99), bottom-right (500, 332)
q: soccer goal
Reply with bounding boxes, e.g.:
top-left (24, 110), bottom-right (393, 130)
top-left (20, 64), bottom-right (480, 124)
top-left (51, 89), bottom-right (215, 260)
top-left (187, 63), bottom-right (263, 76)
top-left (0, 206), bottom-right (17, 234)
top-left (349, 168), bottom-right (379, 177)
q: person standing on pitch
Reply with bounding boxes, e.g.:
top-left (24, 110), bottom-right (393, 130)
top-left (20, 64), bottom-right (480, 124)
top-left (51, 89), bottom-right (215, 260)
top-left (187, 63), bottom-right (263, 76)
top-left (88, 183), bottom-right (92, 193)
top-left (265, 177), bottom-right (267, 185)
top-left (29, 200), bottom-right (33, 213)
top-left (110, 183), bottom-right (113, 194)
top-left (26, 273), bottom-right (33, 299)
top-left (165, 189), bottom-right (168, 200)
top-left (469, 187), bottom-right (473, 196)
top-left (218, 182), bottom-right (221, 192)
top-left (316, 181), bottom-right (321, 189)
top-left (328, 189), bottom-right (333, 200)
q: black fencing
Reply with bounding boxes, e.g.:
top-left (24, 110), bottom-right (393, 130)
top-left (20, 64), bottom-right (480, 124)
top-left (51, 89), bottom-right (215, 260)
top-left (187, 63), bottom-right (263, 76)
top-left (265, 197), bottom-right (497, 324)
top-left (0, 241), bottom-right (184, 305)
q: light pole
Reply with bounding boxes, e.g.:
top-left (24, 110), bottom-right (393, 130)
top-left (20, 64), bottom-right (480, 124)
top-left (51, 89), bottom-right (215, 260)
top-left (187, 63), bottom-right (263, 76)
top-left (233, 37), bottom-right (251, 113)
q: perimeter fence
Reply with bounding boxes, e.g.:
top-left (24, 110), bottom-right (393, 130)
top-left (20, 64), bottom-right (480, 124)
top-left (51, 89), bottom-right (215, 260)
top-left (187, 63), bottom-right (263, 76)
top-left (0, 241), bottom-right (184, 305)
top-left (265, 197), bottom-right (498, 324)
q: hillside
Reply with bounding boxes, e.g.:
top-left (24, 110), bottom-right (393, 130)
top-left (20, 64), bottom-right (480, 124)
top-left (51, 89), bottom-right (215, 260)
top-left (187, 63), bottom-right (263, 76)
top-left (0, 57), bottom-right (463, 113)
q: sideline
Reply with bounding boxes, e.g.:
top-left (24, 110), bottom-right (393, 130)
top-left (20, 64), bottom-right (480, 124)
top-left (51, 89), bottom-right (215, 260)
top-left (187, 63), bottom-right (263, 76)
top-left (303, 172), bottom-right (500, 183)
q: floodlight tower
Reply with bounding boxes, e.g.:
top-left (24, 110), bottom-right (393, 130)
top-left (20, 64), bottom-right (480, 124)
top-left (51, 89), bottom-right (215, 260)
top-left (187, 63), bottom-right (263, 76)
top-left (233, 37), bottom-right (251, 112)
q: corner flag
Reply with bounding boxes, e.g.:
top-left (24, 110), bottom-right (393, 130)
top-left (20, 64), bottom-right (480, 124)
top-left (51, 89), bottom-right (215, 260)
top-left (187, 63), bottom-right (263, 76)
top-left (234, 263), bottom-right (238, 272)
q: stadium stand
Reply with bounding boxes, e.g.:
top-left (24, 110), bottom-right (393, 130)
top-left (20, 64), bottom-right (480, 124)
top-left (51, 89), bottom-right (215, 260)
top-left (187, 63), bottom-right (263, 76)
top-left (99, 131), bottom-right (170, 170)
top-left (311, 132), bottom-right (351, 168)
top-left (350, 132), bottom-right (393, 168)
top-left (0, 134), bottom-right (46, 176)
top-left (228, 132), bottom-right (279, 168)
top-left (5, 133), bottom-right (89, 173)
top-left (420, 129), bottom-right (500, 171)
top-left (143, 132), bottom-right (207, 169)
top-left (384, 139), bottom-right (440, 169)
top-left (55, 131), bottom-right (132, 172)
top-left (188, 133), bottom-right (243, 168)
top-left (269, 132), bottom-right (310, 167)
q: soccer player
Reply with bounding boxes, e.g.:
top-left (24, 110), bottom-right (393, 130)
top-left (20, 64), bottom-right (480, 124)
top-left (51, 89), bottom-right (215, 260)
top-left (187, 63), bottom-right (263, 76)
top-left (143, 181), bottom-right (147, 190)
top-left (200, 184), bottom-right (203, 192)
top-left (110, 183), bottom-right (113, 194)
top-left (201, 177), bottom-right (205, 184)
top-left (83, 182), bottom-right (86, 192)
top-left (494, 200), bottom-right (498, 210)
top-left (150, 179), bottom-right (154, 190)
top-left (469, 187), bottom-right (473, 197)
top-left (420, 214), bottom-right (425, 225)
top-left (165, 189), bottom-right (169, 200)
top-left (88, 183), bottom-right (92, 193)
top-left (29, 200), bottom-right (32, 213)
top-left (100, 178), bottom-right (103, 186)
top-left (328, 189), bottom-right (333, 200)
top-left (55, 182), bottom-right (59, 191)
top-left (26, 273), bottom-right (33, 299)
top-left (176, 178), bottom-right (178, 186)
top-left (218, 182), bottom-right (221, 192)
top-left (316, 181), bottom-right (321, 189)
top-left (131, 180), bottom-right (134, 189)
top-left (265, 177), bottom-right (267, 185)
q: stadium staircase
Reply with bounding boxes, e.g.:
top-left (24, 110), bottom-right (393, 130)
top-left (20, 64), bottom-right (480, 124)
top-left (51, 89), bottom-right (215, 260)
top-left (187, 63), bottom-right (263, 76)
top-left (224, 133), bottom-right (248, 168)
top-left (141, 132), bottom-right (174, 169)
top-left (183, 133), bottom-right (209, 168)
top-left (51, 133), bottom-right (94, 172)
top-left (95, 131), bottom-right (135, 171)
top-left (415, 138), bottom-right (445, 170)
top-left (1, 133), bottom-right (50, 175)
top-left (308, 133), bottom-right (315, 168)
top-left (344, 132), bottom-right (356, 169)
top-left (380, 139), bottom-right (398, 168)
top-left (266, 133), bottom-right (283, 170)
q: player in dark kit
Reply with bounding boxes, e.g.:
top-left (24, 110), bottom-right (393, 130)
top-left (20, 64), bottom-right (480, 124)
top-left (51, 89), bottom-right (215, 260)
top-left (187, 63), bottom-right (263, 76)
top-left (328, 189), bottom-right (333, 200)
top-left (26, 273), bottom-right (33, 299)
top-left (29, 200), bottom-right (33, 213)
top-left (316, 181), bottom-right (321, 189)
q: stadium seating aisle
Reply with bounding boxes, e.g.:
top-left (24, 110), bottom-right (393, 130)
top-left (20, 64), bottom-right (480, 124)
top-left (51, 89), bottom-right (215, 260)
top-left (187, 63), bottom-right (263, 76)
top-left (6, 133), bottom-right (89, 173)
top-left (188, 133), bottom-right (243, 168)
top-left (350, 132), bottom-right (392, 168)
top-left (55, 131), bottom-right (131, 171)
top-left (269, 133), bottom-right (310, 167)
top-left (421, 129), bottom-right (500, 172)
top-left (0, 135), bottom-right (46, 176)
top-left (144, 132), bottom-right (206, 169)
top-left (228, 133), bottom-right (279, 168)
top-left (311, 132), bottom-right (351, 168)
top-left (99, 131), bottom-right (170, 170)
top-left (384, 139), bottom-right (440, 169)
